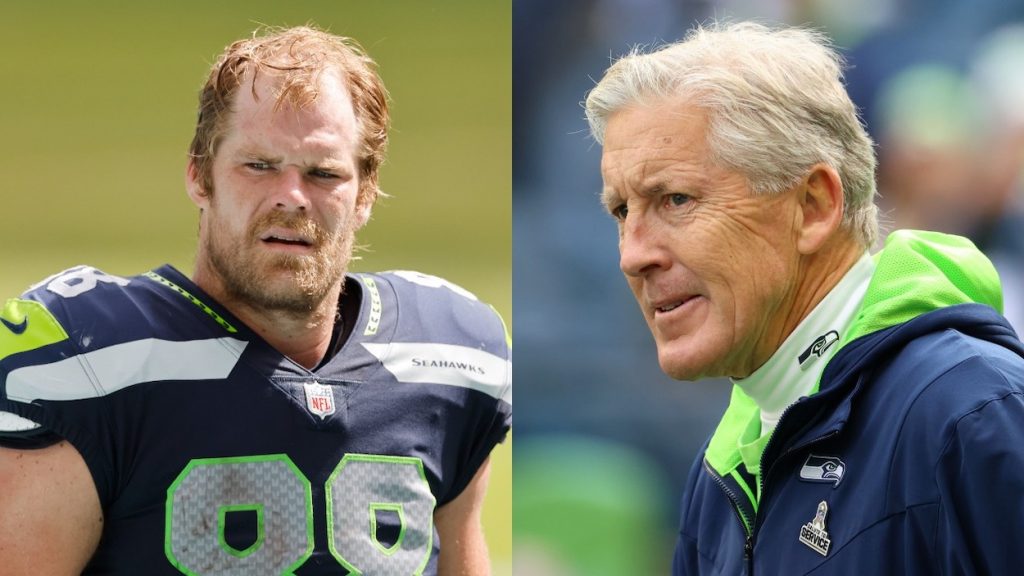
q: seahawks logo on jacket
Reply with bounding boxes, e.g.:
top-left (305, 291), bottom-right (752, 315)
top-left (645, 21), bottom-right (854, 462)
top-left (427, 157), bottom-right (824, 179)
top-left (799, 454), bottom-right (846, 487)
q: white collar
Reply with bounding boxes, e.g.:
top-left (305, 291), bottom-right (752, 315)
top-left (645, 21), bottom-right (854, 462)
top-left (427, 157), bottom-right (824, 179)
top-left (732, 252), bottom-right (875, 435)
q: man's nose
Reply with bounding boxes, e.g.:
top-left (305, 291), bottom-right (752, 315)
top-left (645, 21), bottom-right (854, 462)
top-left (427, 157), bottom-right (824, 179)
top-left (619, 214), bottom-right (668, 277)
top-left (273, 168), bottom-right (311, 212)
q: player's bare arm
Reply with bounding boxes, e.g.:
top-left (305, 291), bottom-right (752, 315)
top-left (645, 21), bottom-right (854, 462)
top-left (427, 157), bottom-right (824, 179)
top-left (0, 441), bottom-right (102, 575)
top-left (435, 456), bottom-right (493, 576)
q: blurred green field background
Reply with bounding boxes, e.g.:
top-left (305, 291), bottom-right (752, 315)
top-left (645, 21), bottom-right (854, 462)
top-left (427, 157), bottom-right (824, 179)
top-left (0, 1), bottom-right (511, 572)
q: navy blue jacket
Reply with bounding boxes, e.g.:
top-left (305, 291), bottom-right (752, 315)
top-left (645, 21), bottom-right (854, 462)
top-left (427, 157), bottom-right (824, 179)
top-left (674, 232), bottom-right (1024, 575)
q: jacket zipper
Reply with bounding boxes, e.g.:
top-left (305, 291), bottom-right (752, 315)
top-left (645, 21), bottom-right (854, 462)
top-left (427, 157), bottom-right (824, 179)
top-left (703, 460), bottom-right (755, 573)
top-left (706, 378), bottom-right (854, 573)
top-left (747, 394), bottom-right (845, 568)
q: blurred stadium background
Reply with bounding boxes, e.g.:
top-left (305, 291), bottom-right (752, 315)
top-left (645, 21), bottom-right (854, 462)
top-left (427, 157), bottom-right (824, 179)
top-left (0, 1), bottom-right (511, 573)
top-left (514, 0), bottom-right (1024, 574)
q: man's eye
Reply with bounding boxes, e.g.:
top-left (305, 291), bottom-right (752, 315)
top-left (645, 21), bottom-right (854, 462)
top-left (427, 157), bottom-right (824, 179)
top-left (245, 162), bottom-right (272, 171)
top-left (310, 169), bottom-right (339, 179)
top-left (666, 193), bottom-right (690, 207)
top-left (610, 204), bottom-right (628, 221)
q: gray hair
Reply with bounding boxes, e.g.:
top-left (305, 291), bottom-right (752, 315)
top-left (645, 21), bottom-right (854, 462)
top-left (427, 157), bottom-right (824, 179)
top-left (586, 21), bottom-right (879, 247)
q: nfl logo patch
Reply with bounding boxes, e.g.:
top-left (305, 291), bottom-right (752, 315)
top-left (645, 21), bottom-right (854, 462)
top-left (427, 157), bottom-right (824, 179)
top-left (304, 381), bottom-right (335, 420)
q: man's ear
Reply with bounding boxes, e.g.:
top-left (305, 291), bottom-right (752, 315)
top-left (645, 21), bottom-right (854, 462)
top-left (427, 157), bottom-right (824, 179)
top-left (185, 159), bottom-right (210, 209)
top-left (796, 163), bottom-right (844, 254)
top-left (354, 200), bottom-right (373, 230)
top-left (353, 184), bottom-right (374, 230)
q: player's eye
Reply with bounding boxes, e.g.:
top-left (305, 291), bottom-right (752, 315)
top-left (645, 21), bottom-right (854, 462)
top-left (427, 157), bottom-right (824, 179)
top-left (610, 203), bottom-right (628, 221)
top-left (245, 161), bottom-right (273, 171)
top-left (310, 169), bottom-right (340, 180)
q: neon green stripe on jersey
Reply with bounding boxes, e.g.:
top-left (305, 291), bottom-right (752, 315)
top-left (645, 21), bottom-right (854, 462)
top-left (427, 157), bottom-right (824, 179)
top-left (0, 298), bottom-right (69, 361)
top-left (360, 276), bottom-right (383, 336)
top-left (144, 272), bottom-right (238, 334)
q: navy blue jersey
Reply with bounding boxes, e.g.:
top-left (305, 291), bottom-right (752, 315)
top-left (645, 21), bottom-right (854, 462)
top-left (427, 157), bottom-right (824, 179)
top-left (0, 264), bottom-right (511, 575)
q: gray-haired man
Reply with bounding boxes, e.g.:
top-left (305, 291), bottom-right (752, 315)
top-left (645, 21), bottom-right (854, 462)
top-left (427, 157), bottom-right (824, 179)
top-left (588, 21), bottom-right (1024, 574)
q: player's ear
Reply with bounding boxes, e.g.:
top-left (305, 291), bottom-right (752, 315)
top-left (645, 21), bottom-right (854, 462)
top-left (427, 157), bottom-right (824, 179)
top-left (355, 203), bottom-right (372, 230)
top-left (354, 185), bottom-right (374, 230)
top-left (185, 159), bottom-right (210, 209)
top-left (796, 163), bottom-right (844, 255)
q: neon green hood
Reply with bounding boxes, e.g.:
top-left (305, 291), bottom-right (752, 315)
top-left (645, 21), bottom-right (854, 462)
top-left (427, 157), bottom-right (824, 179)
top-left (843, 230), bottom-right (1002, 344)
top-left (704, 230), bottom-right (1003, 479)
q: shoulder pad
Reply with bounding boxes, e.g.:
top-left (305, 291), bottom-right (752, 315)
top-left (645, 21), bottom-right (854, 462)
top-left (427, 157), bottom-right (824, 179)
top-left (0, 297), bottom-right (69, 364)
top-left (362, 270), bottom-right (511, 405)
top-left (2, 265), bottom-right (133, 363)
top-left (15, 265), bottom-right (145, 354)
top-left (374, 270), bottom-right (508, 349)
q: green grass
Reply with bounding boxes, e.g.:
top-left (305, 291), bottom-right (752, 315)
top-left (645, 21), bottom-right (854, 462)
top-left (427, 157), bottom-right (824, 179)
top-left (0, 1), bottom-right (510, 571)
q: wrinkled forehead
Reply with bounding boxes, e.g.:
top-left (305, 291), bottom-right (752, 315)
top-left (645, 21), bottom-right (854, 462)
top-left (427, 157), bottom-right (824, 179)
top-left (600, 100), bottom-right (711, 177)
top-left (231, 66), bottom-right (351, 114)
top-left (214, 68), bottom-right (361, 161)
top-left (602, 96), bottom-right (710, 147)
top-left (229, 68), bottom-right (358, 131)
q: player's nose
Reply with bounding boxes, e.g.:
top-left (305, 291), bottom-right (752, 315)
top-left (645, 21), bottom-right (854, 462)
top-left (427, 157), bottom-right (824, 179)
top-left (273, 168), bottom-right (311, 212)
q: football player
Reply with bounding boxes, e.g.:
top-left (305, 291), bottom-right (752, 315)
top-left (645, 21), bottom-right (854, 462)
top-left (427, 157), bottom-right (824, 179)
top-left (0, 26), bottom-right (510, 575)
